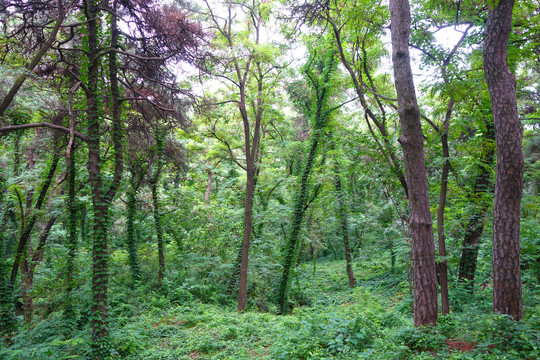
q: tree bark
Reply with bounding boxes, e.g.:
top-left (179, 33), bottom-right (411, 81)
top-left (390, 0), bottom-right (438, 327)
top-left (483, 0), bottom-right (523, 321)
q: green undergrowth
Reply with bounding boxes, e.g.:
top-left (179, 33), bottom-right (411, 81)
top-left (1, 256), bottom-right (538, 359)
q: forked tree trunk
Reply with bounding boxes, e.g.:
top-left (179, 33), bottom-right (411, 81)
top-left (389, 0), bottom-right (438, 327)
top-left (483, 0), bottom-right (523, 321)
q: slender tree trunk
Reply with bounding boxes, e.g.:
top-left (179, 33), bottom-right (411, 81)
top-left (151, 181), bottom-right (165, 287)
top-left (277, 52), bottom-right (335, 314)
top-left (0, 2), bottom-right (66, 116)
top-left (0, 204), bottom-right (16, 337)
top-left (483, 0), bottom-right (523, 321)
top-left (332, 141), bottom-right (355, 287)
top-left (237, 165), bottom-right (255, 312)
top-left (390, 0), bottom-right (438, 327)
top-left (10, 153), bottom-right (60, 285)
top-left (20, 245), bottom-right (33, 325)
top-left (126, 171), bottom-right (142, 282)
top-left (436, 100), bottom-right (453, 316)
top-left (65, 147), bottom-right (78, 320)
top-left (205, 171), bottom-right (212, 202)
top-left (458, 120), bottom-right (495, 288)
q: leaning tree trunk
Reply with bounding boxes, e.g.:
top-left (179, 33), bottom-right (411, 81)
top-left (483, 0), bottom-right (524, 321)
top-left (390, 0), bottom-right (438, 327)
top-left (277, 51), bottom-right (335, 315)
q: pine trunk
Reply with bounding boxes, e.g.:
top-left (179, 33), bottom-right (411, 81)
top-left (390, 0), bottom-right (438, 327)
top-left (483, 0), bottom-right (523, 321)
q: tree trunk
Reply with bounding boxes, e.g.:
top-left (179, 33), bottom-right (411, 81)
top-left (458, 120), bottom-right (495, 288)
top-left (483, 0), bottom-right (523, 321)
top-left (126, 171), bottom-right (142, 282)
top-left (65, 147), bottom-right (78, 320)
top-left (390, 0), bottom-right (438, 327)
top-left (332, 140), bottom-right (355, 287)
top-left (436, 100), bottom-right (453, 316)
top-left (277, 51), bottom-right (335, 314)
top-left (151, 181), bottom-right (165, 288)
top-left (237, 165), bottom-right (255, 312)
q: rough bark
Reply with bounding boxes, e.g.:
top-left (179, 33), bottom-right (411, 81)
top-left (483, 0), bottom-right (523, 321)
top-left (390, 0), bottom-right (438, 327)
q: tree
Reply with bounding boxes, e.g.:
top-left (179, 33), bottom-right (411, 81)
top-left (389, 0), bottom-right (438, 326)
top-left (202, 0), bottom-right (284, 312)
top-left (277, 44), bottom-right (337, 314)
top-left (483, 0), bottom-right (524, 321)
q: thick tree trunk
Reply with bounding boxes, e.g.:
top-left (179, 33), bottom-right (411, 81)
top-left (458, 120), bottom-right (495, 287)
top-left (483, 0), bottom-right (523, 321)
top-left (390, 0), bottom-right (438, 327)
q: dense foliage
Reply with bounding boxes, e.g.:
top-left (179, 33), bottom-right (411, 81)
top-left (0, 0), bottom-right (538, 359)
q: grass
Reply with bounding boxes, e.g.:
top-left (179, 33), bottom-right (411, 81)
top-left (1, 250), bottom-right (539, 359)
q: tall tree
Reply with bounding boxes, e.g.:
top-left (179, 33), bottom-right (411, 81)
top-left (202, 0), bottom-right (283, 312)
top-left (389, 0), bottom-right (438, 326)
top-left (277, 45), bottom-right (337, 314)
top-left (483, 0), bottom-right (523, 321)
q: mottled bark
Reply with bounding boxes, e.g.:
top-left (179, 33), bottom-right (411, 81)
top-left (483, 0), bottom-right (523, 321)
top-left (390, 0), bottom-right (438, 326)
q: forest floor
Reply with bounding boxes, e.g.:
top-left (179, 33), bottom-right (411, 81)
top-left (2, 252), bottom-right (539, 359)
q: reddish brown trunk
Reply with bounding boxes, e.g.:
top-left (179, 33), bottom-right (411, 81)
top-left (483, 0), bottom-right (523, 321)
top-left (390, 0), bottom-right (438, 327)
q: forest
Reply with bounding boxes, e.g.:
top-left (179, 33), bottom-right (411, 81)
top-left (0, 0), bottom-right (538, 359)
